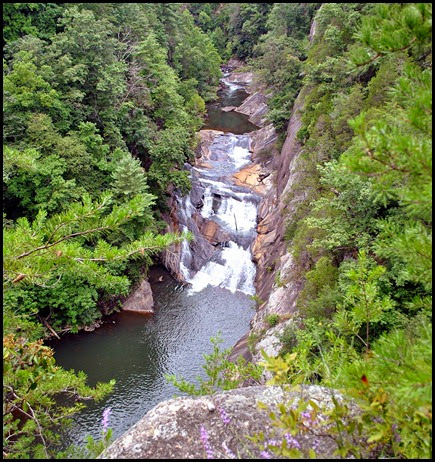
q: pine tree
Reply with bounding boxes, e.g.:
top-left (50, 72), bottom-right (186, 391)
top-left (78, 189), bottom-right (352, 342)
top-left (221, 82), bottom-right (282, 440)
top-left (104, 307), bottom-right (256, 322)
top-left (111, 151), bottom-right (153, 202)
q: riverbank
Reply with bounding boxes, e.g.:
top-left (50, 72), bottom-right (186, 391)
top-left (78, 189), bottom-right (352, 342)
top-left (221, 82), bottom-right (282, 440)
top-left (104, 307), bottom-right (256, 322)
top-left (51, 60), bottom-right (261, 450)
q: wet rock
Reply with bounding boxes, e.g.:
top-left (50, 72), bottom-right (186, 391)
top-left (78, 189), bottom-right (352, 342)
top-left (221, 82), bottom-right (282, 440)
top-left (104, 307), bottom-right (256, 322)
top-left (83, 320), bottom-right (103, 332)
top-left (221, 106), bottom-right (237, 112)
top-left (232, 163), bottom-right (271, 195)
top-left (235, 92), bottom-right (269, 127)
top-left (195, 130), bottom-right (224, 161)
top-left (196, 160), bottom-right (212, 169)
top-left (122, 279), bottom-right (154, 314)
top-left (191, 211), bottom-right (231, 247)
top-left (99, 385), bottom-right (359, 460)
top-left (200, 219), bottom-right (229, 246)
top-left (189, 183), bottom-right (206, 208)
top-left (188, 235), bottom-right (217, 273)
top-left (224, 57), bottom-right (245, 71)
top-left (225, 71), bottom-right (253, 85)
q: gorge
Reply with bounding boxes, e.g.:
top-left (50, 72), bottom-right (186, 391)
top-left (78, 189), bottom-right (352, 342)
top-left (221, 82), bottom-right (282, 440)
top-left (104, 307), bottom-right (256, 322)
top-left (3, 4), bottom-right (431, 460)
top-left (52, 60), bottom-right (266, 450)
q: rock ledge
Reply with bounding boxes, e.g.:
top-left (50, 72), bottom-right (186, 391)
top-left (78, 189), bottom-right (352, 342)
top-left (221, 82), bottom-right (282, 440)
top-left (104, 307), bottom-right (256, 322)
top-left (100, 385), bottom-right (355, 459)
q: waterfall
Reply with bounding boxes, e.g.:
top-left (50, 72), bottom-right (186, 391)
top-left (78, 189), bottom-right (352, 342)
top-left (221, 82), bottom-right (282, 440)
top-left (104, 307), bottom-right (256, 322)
top-left (176, 77), bottom-right (259, 296)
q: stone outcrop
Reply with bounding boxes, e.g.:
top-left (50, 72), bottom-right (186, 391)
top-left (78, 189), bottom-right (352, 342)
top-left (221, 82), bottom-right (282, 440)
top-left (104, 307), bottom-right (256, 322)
top-left (235, 91), bottom-right (269, 127)
top-left (225, 71), bottom-right (253, 85)
top-left (250, 123), bottom-right (279, 162)
top-left (195, 129), bottom-right (224, 161)
top-left (100, 385), bottom-right (358, 460)
top-left (232, 163), bottom-right (271, 195)
top-left (122, 279), bottom-right (154, 314)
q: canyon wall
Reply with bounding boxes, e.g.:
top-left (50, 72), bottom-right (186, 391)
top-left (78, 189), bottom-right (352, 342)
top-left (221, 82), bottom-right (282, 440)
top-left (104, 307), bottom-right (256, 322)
top-left (105, 51), bottom-right (317, 459)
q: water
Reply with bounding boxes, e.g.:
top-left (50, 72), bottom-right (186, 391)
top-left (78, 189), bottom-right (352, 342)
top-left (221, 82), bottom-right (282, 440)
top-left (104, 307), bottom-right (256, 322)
top-left (202, 73), bottom-right (258, 134)
top-left (52, 68), bottom-right (259, 450)
top-left (177, 134), bottom-right (260, 294)
top-left (50, 267), bottom-right (254, 447)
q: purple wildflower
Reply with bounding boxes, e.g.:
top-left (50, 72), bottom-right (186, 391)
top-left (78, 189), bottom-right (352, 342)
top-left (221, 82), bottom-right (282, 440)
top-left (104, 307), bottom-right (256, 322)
top-left (265, 439), bottom-right (279, 448)
top-left (200, 425), bottom-right (214, 459)
top-left (101, 407), bottom-right (111, 432)
top-left (284, 433), bottom-right (301, 450)
top-left (391, 424), bottom-right (401, 443)
top-left (222, 441), bottom-right (236, 459)
top-left (260, 450), bottom-right (272, 459)
top-left (300, 410), bottom-right (319, 426)
top-left (219, 407), bottom-right (231, 425)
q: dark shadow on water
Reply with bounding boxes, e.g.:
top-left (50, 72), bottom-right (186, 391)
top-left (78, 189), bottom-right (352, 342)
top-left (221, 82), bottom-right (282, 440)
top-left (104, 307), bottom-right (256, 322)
top-left (51, 265), bottom-right (255, 448)
top-left (203, 106), bottom-right (258, 134)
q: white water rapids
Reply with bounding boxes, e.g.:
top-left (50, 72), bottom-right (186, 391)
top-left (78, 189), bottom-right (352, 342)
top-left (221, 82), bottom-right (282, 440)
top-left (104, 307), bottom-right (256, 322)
top-left (177, 78), bottom-right (259, 296)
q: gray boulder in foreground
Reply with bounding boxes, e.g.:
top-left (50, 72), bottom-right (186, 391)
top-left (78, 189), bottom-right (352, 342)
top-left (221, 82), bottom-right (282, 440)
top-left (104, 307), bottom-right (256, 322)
top-left (99, 385), bottom-right (357, 459)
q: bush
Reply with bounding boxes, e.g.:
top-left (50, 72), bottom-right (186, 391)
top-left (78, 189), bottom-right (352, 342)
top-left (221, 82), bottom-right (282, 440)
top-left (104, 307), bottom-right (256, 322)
top-left (265, 314), bottom-right (280, 327)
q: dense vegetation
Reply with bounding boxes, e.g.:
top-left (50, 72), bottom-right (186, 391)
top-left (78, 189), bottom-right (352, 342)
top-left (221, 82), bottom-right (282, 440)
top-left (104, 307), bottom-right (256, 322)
top-left (3, 2), bottom-right (432, 459)
top-left (179, 2), bottom-right (433, 459)
top-left (3, 3), bottom-right (220, 458)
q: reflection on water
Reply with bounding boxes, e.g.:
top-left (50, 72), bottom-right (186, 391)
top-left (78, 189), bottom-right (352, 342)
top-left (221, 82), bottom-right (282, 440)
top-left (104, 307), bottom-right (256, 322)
top-left (51, 266), bottom-right (254, 447)
top-left (202, 86), bottom-right (258, 134)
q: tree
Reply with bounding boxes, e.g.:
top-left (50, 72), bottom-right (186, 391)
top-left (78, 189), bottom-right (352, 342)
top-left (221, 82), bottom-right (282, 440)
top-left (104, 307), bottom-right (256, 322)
top-left (111, 151), bottom-right (153, 202)
top-left (3, 333), bottom-right (115, 459)
top-left (3, 51), bottom-right (69, 141)
top-left (174, 10), bottom-right (221, 100)
top-left (334, 250), bottom-right (394, 353)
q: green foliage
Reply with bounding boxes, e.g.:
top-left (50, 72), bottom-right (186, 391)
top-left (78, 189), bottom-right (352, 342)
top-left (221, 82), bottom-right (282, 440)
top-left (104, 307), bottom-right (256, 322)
top-left (3, 334), bottom-right (115, 459)
top-left (3, 51), bottom-right (70, 140)
top-left (3, 192), bottom-right (187, 329)
top-left (3, 3), bottom-right (64, 43)
top-left (303, 162), bottom-right (381, 253)
top-left (174, 11), bottom-right (221, 100)
top-left (349, 3), bottom-right (432, 68)
top-left (57, 427), bottom-right (114, 459)
top-left (258, 4), bottom-right (432, 459)
top-left (4, 2), bottom-right (220, 217)
top-left (265, 314), bottom-right (280, 328)
top-left (335, 250), bottom-right (395, 352)
top-left (297, 256), bottom-right (339, 320)
top-left (111, 151), bottom-right (153, 203)
top-left (166, 332), bottom-right (263, 396)
top-left (3, 275), bottom-right (100, 333)
top-left (259, 316), bottom-right (431, 459)
top-left (273, 270), bottom-right (287, 288)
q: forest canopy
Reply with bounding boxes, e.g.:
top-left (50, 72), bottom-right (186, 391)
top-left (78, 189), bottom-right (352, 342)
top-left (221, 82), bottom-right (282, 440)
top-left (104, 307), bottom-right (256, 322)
top-left (3, 2), bottom-right (432, 460)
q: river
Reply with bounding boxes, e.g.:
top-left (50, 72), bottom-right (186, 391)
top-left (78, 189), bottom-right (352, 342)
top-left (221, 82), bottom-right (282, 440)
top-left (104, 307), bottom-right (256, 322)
top-left (51, 66), bottom-right (260, 449)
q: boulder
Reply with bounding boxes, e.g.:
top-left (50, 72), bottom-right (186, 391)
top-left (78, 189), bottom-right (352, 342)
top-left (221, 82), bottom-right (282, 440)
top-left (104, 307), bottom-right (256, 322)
top-left (195, 130), bottom-right (224, 161)
top-left (235, 91), bottom-right (269, 127)
top-left (232, 164), bottom-right (271, 195)
top-left (99, 385), bottom-right (359, 460)
top-left (225, 71), bottom-right (253, 85)
top-left (122, 279), bottom-right (154, 314)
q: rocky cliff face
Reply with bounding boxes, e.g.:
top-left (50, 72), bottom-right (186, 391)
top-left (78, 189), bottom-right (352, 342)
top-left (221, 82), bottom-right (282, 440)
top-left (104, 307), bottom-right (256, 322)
top-left (105, 59), bottom-right (320, 459)
top-left (228, 88), bottom-right (309, 368)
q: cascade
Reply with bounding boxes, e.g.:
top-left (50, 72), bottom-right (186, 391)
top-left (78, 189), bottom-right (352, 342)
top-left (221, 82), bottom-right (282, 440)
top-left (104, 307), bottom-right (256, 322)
top-left (175, 77), bottom-right (260, 296)
top-left (51, 64), bottom-right (261, 450)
